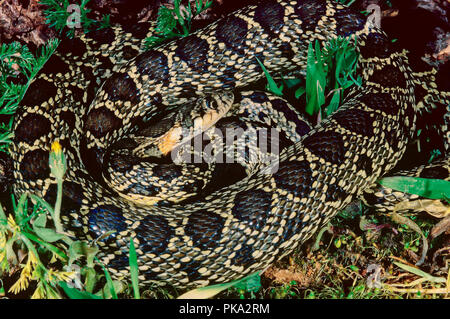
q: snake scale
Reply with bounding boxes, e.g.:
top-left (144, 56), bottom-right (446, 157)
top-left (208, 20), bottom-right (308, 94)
top-left (10, 0), bottom-right (450, 289)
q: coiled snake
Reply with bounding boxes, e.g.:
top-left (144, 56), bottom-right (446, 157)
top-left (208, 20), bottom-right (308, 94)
top-left (10, 0), bottom-right (450, 288)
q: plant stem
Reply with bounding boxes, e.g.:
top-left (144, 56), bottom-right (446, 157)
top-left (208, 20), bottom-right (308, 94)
top-left (54, 179), bottom-right (64, 233)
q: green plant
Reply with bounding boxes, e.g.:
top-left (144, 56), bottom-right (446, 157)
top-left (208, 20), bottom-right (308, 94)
top-left (303, 37), bottom-right (361, 117)
top-left (337, 0), bottom-right (357, 6)
top-left (0, 40), bottom-right (59, 153)
top-left (0, 123), bottom-right (14, 154)
top-left (0, 142), bottom-right (140, 299)
top-left (378, 176), bottom-right (450, 200)
top-left (0, 42), bottom-right (59, 109)
top-left (40, 0), bottom-right (110, 38)
top-left (269, 281), bottom-right (299, 298)
top-left (0, 195), bottom-right (72, 298)
top-left (428, 149), bottom-right (441, 163)
top-left (258, 36), bottom-right (360, 121)
top-left (256, 57), bottom-right (284, 96)
top-left (145, 0), bottom-right (214, 48)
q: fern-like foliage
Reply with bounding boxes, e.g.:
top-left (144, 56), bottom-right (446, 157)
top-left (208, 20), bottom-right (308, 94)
top-left (0, 39), bottom-right (59, 152)
top-left (40, 0), bottom-right (110, 38)
top-left (145, 0), bottom-right (213, 48)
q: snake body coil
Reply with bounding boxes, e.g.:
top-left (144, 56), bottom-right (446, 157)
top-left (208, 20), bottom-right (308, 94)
top-left (10, 0), bottom-right (449, 288)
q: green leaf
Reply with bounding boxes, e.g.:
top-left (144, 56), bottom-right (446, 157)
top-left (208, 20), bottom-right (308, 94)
top-left (100, 264), bottom-right (118, 299)
top-left (393, 262), bottom-right (446, 283)
top-left (21, 231), bottom-right (68, 261)
top-left (390, 212), bottom-right (428, 265)
top-left (255, 57), bottom-right (283, 96)
top-left (0, 280), bottom-right (5, 296)
top-left (33, 226), bottom-right (65, 243)
top-left (59, 281), bottom-right (102, 299)
top-left (0, 201), bottom-right (7, 222)
top-left (314, 39), bottom-right (322, 63)
top-left (32, 213), bottom-right (47, 228)
top-left (14, 193), bottom-right (28, 216)
top-left (178, 271), bottom-right (261, 299)
top-left (335, 51), bottom-right (345, 85)
top-left (283, 78), bottom-right (303, 89)
top-left (156, 6), bottom-right (177, 35)
top-left (429, 149), bottom-right (441, 163)
top-left (144, 0), bottom-right (213, 48)
top-left (327, 90), bottom-right (341, 116)
top-left (295, 86), bottom-right (306, 99)
top-left (96, 279), bottom-right (123, 299)
top-left (378, 177), bottom-right (450, 200)
top-left (349, 265), bottom-right (359, 272)
top-left (29, 194), bottom-right (54, 217)
top-left (305, 41), bottom-right (326, 115)
top-left (129, 237), bottom-right (140, 299)
top-left (232, 271), bottom-right (261, 293)
top-left (196, 0), bottom-right (213, 14)
top-left (84, 267), bottom-right (98, 293)
top-left (334, 238), bottom-right (342, 248)
top-left (68, 241), bottom-right (99, 267)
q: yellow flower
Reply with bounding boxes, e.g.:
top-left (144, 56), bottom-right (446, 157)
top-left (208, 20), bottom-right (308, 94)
top-left (28, 250), bottom-right (38, 265)
top-left (0, 231), bottom-right (6, 263)
top-left (49, 252), bottom-right (58, 264)
top-left (32, 282), bottom-right (61, 299)
top-left (49, 140), bottom-right (66, 181)
top-left (31, 283), bottom-right (45, 299)
top-left (8, 251), bottom-right (38, 294)
top-left (7, 214), bottom-right (19, 234)
top-left (46, 268), bottom-right (75, 283)
top-left (0, 231), bottom-right (5, 249)
top-left (51, 141), bottom-right (62, 155)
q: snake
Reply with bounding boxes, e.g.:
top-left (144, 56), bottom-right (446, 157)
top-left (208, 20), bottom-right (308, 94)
top-left (9, 0), bottom-right (450, 289)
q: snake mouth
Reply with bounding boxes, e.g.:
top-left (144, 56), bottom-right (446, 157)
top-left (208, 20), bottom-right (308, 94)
top-left (133, 93), bottom-right (235, 157)
top-left (156, 107), bottom-right (227, 156)
top-left (157, 125), bottom-right (183, 156)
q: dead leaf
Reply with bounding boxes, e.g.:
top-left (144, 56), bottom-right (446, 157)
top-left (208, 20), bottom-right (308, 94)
top-left (430, 215), bottom-right (450, 239)
top-left (394, 199), bottom-right (450, 217)
top-left (263, 262), bottom-right (321, 287)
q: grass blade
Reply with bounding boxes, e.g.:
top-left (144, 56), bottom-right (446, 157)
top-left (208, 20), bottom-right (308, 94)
top-left (256, 57), bottom-right (283, 96)
top-left (178, 271), bottom-right (261, 299)
top-left (100, 263), bottom-right (118, 299)
top-left (392, 262), bottom-right (446, 283)
top-left (379, 177), bottom-right (450, 200)
top-left (129, 237), bottom-right (140, 299)
top-left (59, 281), bottom-right (102, 299)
